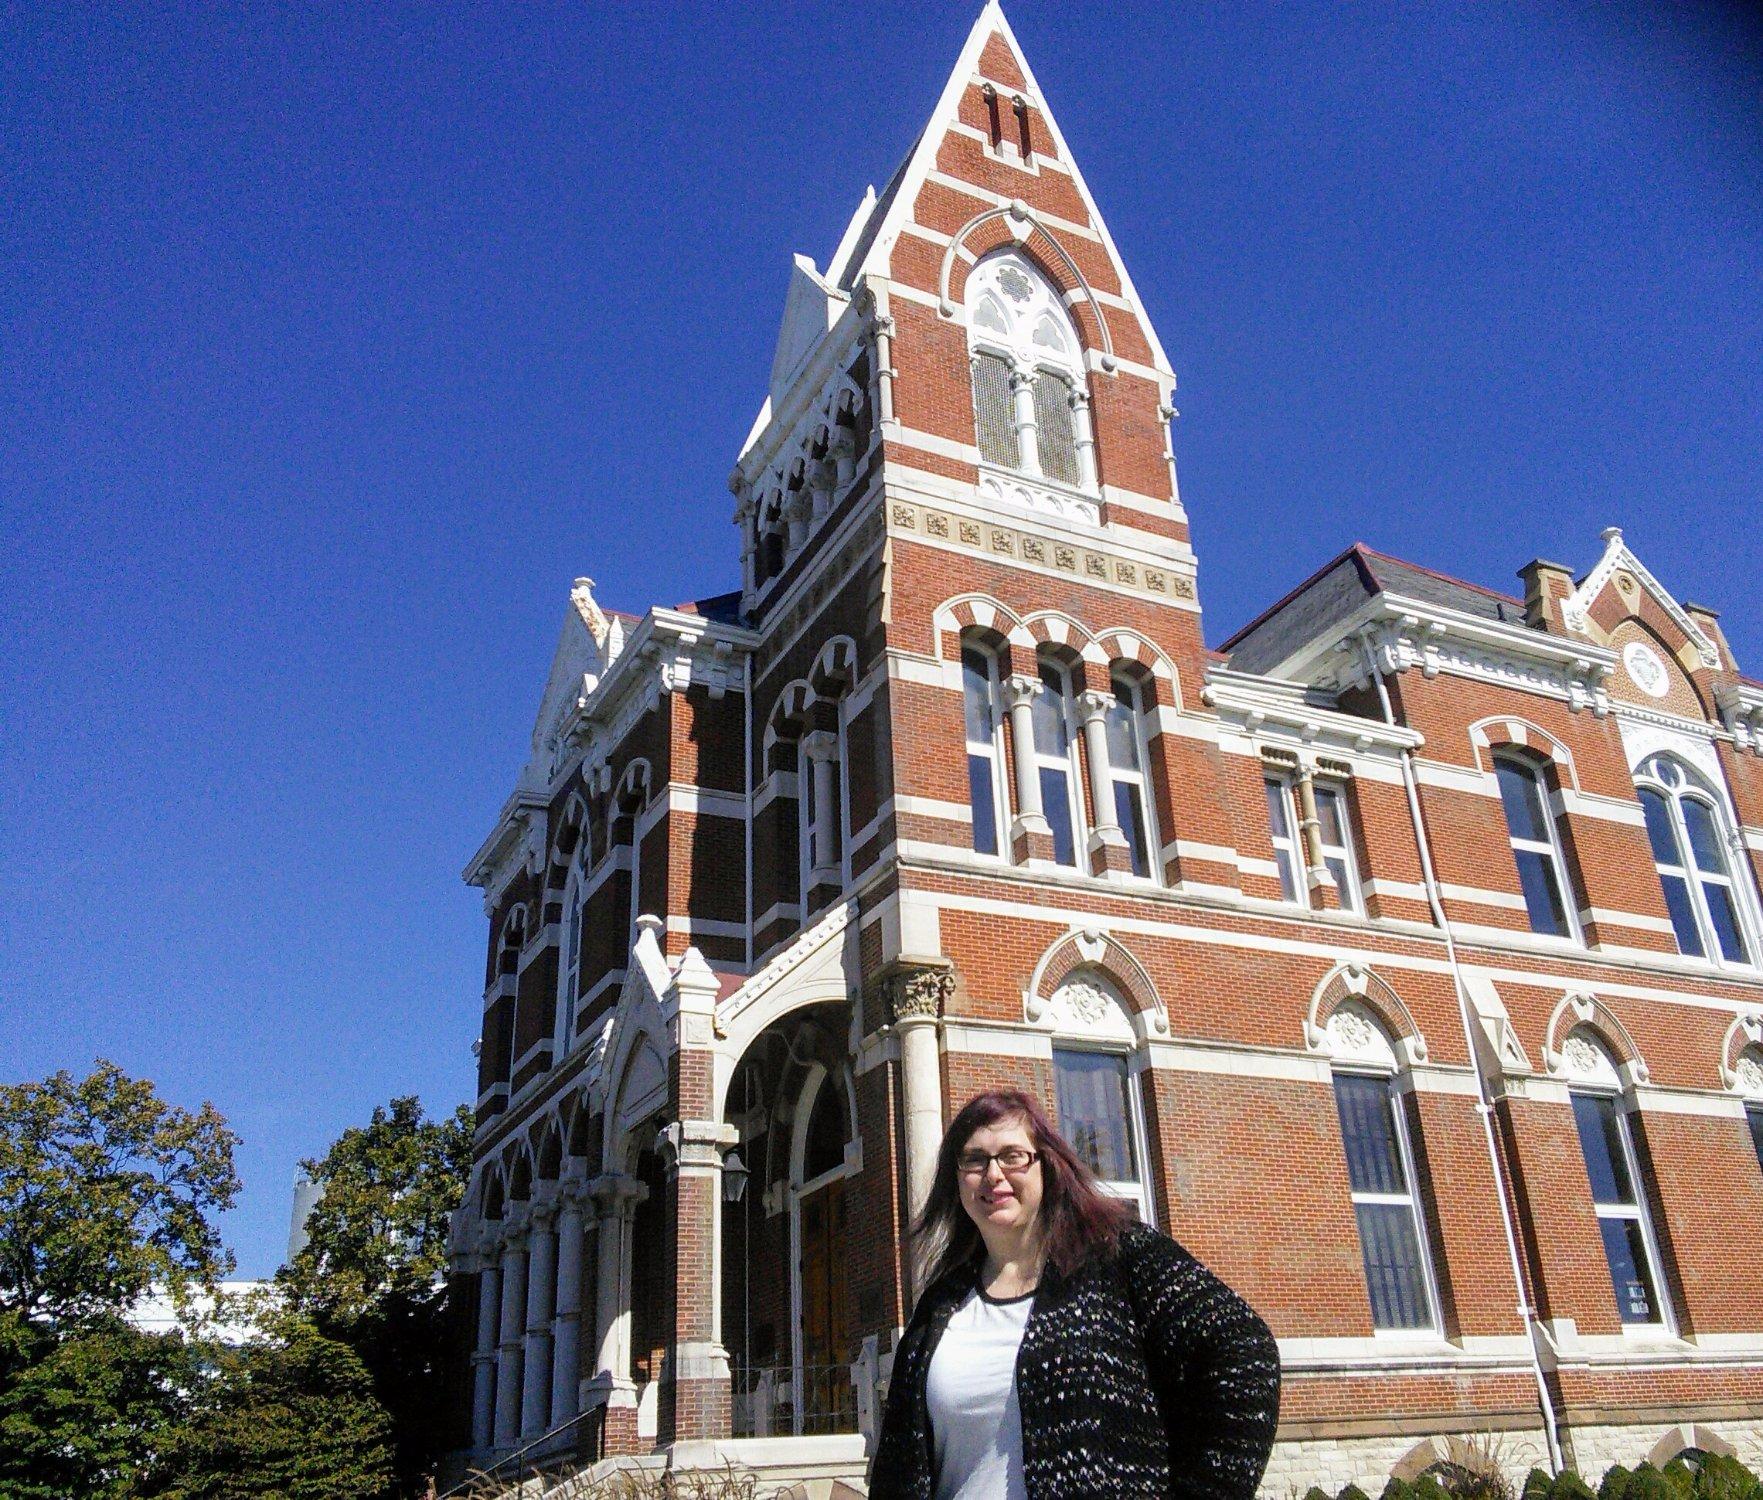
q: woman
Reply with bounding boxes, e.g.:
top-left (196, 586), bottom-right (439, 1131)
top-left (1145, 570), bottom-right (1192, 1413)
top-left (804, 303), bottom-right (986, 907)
top-left (868, 1089), bottom-right (1280, 1500)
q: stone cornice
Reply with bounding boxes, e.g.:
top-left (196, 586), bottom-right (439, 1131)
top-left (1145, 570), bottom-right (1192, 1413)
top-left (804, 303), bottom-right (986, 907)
top-left (1201, 667), bottom-right (1423, 758)
top-left (1716, 681), bottom-right (1763, 754)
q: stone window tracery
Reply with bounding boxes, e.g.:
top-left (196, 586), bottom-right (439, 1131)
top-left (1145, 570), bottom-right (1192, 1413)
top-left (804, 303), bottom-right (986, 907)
top-left (965, 251), bottom-right (1096, 506)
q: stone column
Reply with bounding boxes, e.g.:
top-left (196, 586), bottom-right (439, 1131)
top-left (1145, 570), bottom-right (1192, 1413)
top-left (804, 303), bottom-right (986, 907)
top-left (886, 962), bottom-right (955, 1236)
top-left (1009, 366), bottom-right (1041, 475)
top-left (521, 1195), bottom-right (558, 1438)
top-left (471, 1254), bottom-right (502, 1454)
top-left (549, 1182), bottom-right (588, 1433)
top-left (1293, 766), bottom-right (1334, 900)
top-left (802, 729), bottom-right (840, 887)
top-left (1071, 389), bottom-right (1098, 491)
top-left (1077, 690), bottom-right (1131, 875)
top-left (783, 488), bottom-right (811, 552)
top-left (583, 1175), bottom-right (645, 1456)
top-left (493, 1214), bottom-right (529, 1449)
top-left (658, 947), bottom-right (734, 1446)
top-left (1002, 675), bottom-right (1049, 841)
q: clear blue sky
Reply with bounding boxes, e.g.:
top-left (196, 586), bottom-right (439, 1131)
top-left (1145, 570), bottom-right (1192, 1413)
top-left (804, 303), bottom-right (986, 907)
top-left (3, 3), bottom-right (1759, 1278)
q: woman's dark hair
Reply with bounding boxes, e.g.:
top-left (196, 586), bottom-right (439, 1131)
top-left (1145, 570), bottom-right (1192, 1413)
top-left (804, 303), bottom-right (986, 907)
top-left (911, 1088), bottom-right (1131, 1289)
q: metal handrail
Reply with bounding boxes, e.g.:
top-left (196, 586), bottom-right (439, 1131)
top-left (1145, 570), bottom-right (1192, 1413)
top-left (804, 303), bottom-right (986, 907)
top-left (436, 1403), bottom-right (603, 1500)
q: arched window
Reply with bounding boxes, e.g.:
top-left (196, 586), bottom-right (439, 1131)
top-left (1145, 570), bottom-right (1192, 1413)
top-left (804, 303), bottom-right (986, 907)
top-left (1325, 1002), bottom-right (1440, 1334)
top-left (1494, 754), bottom-right (1579, 939)
top-left (1104, 667), bottom-right (1155, 879)
top-left (557, 838), bottom-right (589, 1053)
top-left (1636, 755), bottom-right (1753, 966)
top-left (1559, 1027), bottom-right (1672, 1330)
top-left (1030, 652), bottom-right (1083, 868)
top-left (1045, 971), bottom-right (1152, 1221)
top-left (965, 251), bottom-right (1093, 492)
top-left (1739, 1045), bottom-right (1763, 1176)
top-left (961, 635), bottom-right (1008, 856)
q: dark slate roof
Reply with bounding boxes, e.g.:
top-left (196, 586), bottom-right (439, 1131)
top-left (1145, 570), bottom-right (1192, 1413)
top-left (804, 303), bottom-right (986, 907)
top-left (1220, 545), bottom-right (1530, 675)
top-left (834, 137), bottom-right (920, 293)
top-left (674, 589), bottom-right (745, 626)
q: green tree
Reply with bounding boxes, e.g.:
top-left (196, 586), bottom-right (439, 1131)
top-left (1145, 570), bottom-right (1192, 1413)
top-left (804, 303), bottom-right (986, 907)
top-left (0, 1061), bottom-right (240, 1327)
top-left (150, 1315), bottom-right (396, 1500)
top-left (0, 1311), bottom-right (192, 1499)
top-left (277, 1096), bottom-right (473, 1493)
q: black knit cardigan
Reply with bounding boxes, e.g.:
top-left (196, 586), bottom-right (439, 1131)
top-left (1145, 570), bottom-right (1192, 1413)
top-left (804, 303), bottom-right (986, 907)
top-left (867, 1223), bottom-right (1281, 1500)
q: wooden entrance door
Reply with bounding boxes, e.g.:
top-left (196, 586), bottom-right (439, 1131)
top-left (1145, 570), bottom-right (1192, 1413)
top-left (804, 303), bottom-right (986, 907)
top-left (797, 1176), bottom-right (854, 1433)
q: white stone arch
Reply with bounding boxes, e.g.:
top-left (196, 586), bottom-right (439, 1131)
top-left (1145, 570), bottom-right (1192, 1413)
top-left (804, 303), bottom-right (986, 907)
top-left (1022, 926), bottom-right (1169, 1040)
top-left (1019, 608), bottom-right (1109, 670)
top-left (1096, 627), bottom-right (1180, 703)
top-left (1542, 992), bottom-right (1649, 1086)
top-left (712, 902), bottom-right (859, 1121)
top-left (788, 1060), bottom-right (861, 1188)
top-left (596, 948), bottom-right (673, 1177)
top-left (808, 635), bottom-right (858, 698)
top-left (613, 758), bottom-right (652, 816)
top-left (935, 202), bottom-right (1118, 371)
top-left (1468, 715), bottom-right (1582, 792)
top-left (1645, 1424), bottom-right (1740, 1469)
top-left (931, 593), bottom-right (1026, 663)
top-left (1719, 1011), bottom-right (1763, 1096)
top-left (762, 679), bottom-right (817, 772)
top-left (1303, 961), bottom-right (1428, 1066)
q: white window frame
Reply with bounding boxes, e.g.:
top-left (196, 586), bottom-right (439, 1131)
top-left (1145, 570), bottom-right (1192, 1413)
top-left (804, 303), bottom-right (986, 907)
top-left (1051, 1042), bottom-right (1155, 1226)
top-left (1569, 1083), bottom-right (1675, 1336)
top-left (1332, 1067), bottom-right (1443, 1337)
top-left (1105, 669), bottom-right (1159, 882)
top-left (1494, 754), bottom-right (1582, 942)
top-left (1635, 755), bottom-right (1756, 969)
top-left (1264, 774), bottom-right (1304, 902)
top-left (961, 639), bottom-right (1009, 858)
top-left (1031, 655), bottom-right (1086, 869)
top-left (1263, 774), bottom-right (1362, 913)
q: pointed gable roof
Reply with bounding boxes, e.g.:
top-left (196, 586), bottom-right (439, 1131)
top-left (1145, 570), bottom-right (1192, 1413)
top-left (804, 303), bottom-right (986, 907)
top-left (825, 2), bottom-right (1174, 378)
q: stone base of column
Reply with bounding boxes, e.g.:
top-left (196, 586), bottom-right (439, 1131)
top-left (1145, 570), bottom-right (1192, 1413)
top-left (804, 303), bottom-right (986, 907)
top-left (1010, 813), bottom-right (1055, 865)
top-left (1086, 827), bottom-right (1134, 878)
top-left (582, 1375), bottom-right (642, 1457)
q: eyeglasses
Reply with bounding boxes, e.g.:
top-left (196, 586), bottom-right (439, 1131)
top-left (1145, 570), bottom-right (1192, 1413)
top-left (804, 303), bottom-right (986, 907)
top-left (956, 1147), bottom-right (1040, 1177)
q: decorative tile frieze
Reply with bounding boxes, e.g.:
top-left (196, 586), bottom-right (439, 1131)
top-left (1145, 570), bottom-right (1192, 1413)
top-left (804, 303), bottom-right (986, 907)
top-left (886, 497), bottom-right (1195, 605)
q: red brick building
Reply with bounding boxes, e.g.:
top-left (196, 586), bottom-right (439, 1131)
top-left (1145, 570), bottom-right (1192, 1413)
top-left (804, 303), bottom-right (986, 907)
top-left (447, 6), bottom-right (1763, 1491)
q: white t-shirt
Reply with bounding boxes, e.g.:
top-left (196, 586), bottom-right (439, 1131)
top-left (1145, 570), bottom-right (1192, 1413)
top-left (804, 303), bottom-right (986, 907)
top-left (925, 1286), bottom-right (1035, 1500)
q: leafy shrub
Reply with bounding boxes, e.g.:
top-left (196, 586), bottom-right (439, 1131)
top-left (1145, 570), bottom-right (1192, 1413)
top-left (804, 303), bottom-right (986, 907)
top-left (1301, 1486), bottom-right (1331, 1500)
top-left (1523, 1470), bottom-right (1553, 1500)
top-left (1631, 1464), bottom-right (1689, 1500)
top-left (1340, 1484), bottom-right (1374, 1500)
top-left (1382, 1480), bottom-right (1415, 1500)
top-left (1691, 1455), bottom-right (1763, 1500)
top-left (1550, 1471), bottom-right (1597, 1500)
top-left (1603, 1467), bottom-right (1635, 1500)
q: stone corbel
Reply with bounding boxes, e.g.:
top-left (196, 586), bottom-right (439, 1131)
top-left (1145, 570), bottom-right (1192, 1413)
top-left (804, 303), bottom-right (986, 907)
top-left (656, 1118), bottom-right (740, 1179)
top-left (880, 959), bottom-right (956, 1026)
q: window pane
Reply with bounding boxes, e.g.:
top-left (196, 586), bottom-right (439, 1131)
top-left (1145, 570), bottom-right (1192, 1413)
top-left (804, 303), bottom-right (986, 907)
top-left (1701, 879), bottom-right (1749, 963)
top-left (1598, 1217), bottom-right (1663, 1324)
top-left (1041, 767), bottom-right (1076, 866)
top-left (1639, 789), bottom-right (1681, 867)
top-left (1115, 781), bottom-right (1150, 878)
top-left (961, 647), bottom-right (994, 742)
top-left (1334, 1075), bottom-right (1407, 1196)
top-left (1326, 855), bottom-right (1354, 905)
top-left (1032, 372), bottom-right (1081, 487)
top-left (1660, 873), bottom-right (1706, 957)
top-left (1264, 778), bottom-right (1292, 840)
top-left (1497, 760), bottom-right (1550, 844)
top-left (1681, 800), bottom-right (1728, 876)
top-left (1354, 1201), bottom-right (1433, 1331)
top-left (1054, 1050), bottom-right (1135, 1183)
top-left (1748, 1106), bottom-right (1763, 1175)
top-left (1571, 1093), bottom-right (1635, 1206)
top-left (1032, 666), bottom-right (1068, 754)
top-left (1105, 687), bottom-right (1141, 771)
top-left (968, 755), bottom-right (999, 856)
top-left (1316, 786), bottom-right (1347, 847)
top-left (1514, 849), bottom-right (1570, 936)
top-left (972, 352), bottom-right (1019, 467)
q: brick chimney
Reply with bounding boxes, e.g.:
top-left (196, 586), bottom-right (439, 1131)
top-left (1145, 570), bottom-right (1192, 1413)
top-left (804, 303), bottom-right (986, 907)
top-left (1516, 558), bottom-right (1576, 633)
top-left (1683, 601), bottom-right (1732, 671)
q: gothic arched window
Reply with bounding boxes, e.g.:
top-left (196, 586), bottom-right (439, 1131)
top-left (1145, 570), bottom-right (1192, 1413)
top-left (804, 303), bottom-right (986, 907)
top-left (1635, 755), bottom-right (1753, 966)
top-left (965, 251), bottom-right (1094, 493)
top-left (557, 837), bottom-right (590, 1053)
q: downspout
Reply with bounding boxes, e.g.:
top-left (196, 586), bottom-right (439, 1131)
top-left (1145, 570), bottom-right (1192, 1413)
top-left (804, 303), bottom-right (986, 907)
top-left (1358, 631), bottom-right (1565, 1473)
top-left (744, 651), bottom-right (754, 973)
